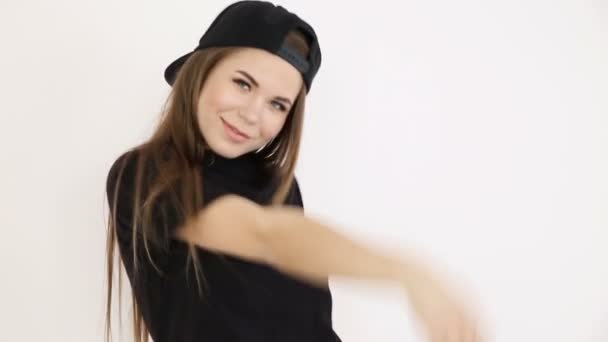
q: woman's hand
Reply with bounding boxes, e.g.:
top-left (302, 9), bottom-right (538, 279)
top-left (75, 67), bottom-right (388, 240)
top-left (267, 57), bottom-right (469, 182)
top-left (399, 262), bottom-right (485, 342)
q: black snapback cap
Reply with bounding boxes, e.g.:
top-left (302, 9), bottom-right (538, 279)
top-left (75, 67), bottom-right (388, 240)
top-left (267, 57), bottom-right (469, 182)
top-left (164, 0), bottom-right (322, 93)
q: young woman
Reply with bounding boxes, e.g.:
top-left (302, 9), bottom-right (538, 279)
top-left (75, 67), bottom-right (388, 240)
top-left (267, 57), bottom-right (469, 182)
top-left (105, 1), bottom-right (483, 341)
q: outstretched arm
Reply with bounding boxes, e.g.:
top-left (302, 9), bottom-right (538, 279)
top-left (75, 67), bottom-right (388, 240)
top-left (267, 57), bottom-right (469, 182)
top-left (175, 194), bottom-right (408, 287)
top-left (175, 194), bottom-right (484, 342)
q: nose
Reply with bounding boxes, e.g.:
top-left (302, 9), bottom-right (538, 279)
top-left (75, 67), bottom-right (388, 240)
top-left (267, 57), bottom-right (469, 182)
top-left (239, 96), bottom-right (265, 124)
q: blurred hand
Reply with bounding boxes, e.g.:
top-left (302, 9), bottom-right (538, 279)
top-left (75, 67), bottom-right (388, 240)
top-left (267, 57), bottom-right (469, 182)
top-left (400, 263), bottom-right (485, 342)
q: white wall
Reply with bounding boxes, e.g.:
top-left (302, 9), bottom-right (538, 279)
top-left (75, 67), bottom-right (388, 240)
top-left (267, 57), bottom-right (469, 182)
top-left (1, 0), bottom-right (606, 341)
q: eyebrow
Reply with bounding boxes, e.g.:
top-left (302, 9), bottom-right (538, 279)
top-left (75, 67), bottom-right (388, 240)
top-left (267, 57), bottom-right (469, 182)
top-left (236, 70), bottom-right (293, 106)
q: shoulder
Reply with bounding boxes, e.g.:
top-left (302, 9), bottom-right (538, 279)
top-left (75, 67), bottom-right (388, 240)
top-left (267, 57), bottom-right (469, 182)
top-left (105, 147), bottom-right (162, 214)
top-left (106, 149), bottom-right (141, 200)
top-left (106, 143), bottom-right (178, 193)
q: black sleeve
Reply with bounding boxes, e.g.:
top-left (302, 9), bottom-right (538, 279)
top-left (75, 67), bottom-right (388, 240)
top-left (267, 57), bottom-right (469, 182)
top-left (105, 150), bottom-right (182, 275)
top-left (106, 150), bottom-right (139, 260)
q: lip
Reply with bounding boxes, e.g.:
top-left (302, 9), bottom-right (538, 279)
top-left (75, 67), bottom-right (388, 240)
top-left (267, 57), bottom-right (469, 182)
top-left (221, 118), bottom-right (251, 141)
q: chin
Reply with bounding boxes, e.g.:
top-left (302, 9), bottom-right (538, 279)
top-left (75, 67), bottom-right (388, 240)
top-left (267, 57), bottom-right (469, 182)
top-left (208, 139), bottom-right (251, 159)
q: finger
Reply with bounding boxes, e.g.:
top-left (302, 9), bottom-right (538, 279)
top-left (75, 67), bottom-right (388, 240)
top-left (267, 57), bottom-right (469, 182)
top-left (462, 323), bottom-right (475, 342)
top-left (428, 323), bottom-right (445, 342)
top-left (461, 314), bottom-right (478, 342)
top-left (454, 315), bottom-right (467, 342)
top-left (455, 307), bottom-right (475, 342)
top-left (446, 325), bottom-right (459, 342)
top-left (461, 314), bottom-right (476, 342)
top-left (474, 323), bottom-right (487, 342)
top-left (470, 314), bottom-right (484, 342)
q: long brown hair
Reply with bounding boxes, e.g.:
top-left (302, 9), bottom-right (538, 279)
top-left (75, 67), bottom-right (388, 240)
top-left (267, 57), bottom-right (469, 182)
top-left (105, 29), bottom-right (311, 342)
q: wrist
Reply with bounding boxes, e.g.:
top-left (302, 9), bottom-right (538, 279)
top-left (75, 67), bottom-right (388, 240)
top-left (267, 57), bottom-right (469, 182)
top-left (386, 253), bottom-right (429, 292)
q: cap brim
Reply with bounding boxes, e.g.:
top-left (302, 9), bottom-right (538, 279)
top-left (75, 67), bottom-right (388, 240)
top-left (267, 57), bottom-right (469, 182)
top-left (164, 51), bottom-right (195, 86)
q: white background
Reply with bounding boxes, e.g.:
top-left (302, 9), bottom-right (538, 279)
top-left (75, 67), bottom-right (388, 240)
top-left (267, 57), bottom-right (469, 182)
top-left (1, 0), bottom-right (606, 341)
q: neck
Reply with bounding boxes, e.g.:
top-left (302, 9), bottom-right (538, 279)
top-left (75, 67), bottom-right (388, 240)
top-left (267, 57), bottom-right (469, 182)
top-left (201, 148), bottom-right (272, 186)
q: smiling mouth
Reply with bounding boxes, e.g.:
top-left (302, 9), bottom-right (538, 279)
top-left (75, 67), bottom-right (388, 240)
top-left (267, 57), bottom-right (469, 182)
top-left (221, 118), bottom-right (251, 139)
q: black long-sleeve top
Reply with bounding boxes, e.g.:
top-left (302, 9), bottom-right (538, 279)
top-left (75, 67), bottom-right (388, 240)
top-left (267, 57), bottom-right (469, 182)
top-left (106, 145), bottom-right (342, 342)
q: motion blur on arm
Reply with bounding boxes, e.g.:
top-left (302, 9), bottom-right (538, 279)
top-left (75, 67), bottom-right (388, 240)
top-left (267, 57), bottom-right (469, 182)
top-left (175, 194), bottom-right (486, 342)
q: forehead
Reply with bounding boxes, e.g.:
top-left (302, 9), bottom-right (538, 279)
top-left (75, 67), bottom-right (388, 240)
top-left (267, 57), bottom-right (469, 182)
top-left (215, 48), bottom-right (303, 94)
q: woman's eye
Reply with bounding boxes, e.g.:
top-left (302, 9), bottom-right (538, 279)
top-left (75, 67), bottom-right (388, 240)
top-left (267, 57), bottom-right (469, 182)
top-left (272, 101), bottom-right (287, 112)
top-left (233, 78), bottom-right (251, 91)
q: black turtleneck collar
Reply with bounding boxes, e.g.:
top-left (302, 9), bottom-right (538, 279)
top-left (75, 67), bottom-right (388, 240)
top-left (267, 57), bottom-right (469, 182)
top-left (201, 148), bottom-right (275, 189)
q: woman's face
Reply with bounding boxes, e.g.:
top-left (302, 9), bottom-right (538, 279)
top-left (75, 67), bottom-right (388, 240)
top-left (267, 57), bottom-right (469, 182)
top-left (196, 47), bottom-right (303, 159)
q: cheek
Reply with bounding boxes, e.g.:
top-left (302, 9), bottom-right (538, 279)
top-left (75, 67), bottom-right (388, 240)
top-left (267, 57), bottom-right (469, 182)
top-left (196, 95), bottom-right (213, 135)
top-left (199, 81), bottom-right (241, 115)
top-left (196, 90), bottom-right (226, 141)
top-left (260, 115), bottom-right (289, 140)
top-left (197, 87), bottom-right (237, 130)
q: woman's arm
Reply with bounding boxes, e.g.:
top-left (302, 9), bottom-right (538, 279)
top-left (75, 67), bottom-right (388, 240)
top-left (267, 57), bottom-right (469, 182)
top-left (261, 204), bottom-right (417, 287)
top-left (175, 194), bottom-right (484, 342)
top-left (174, 194), bottom-right (410, 287)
